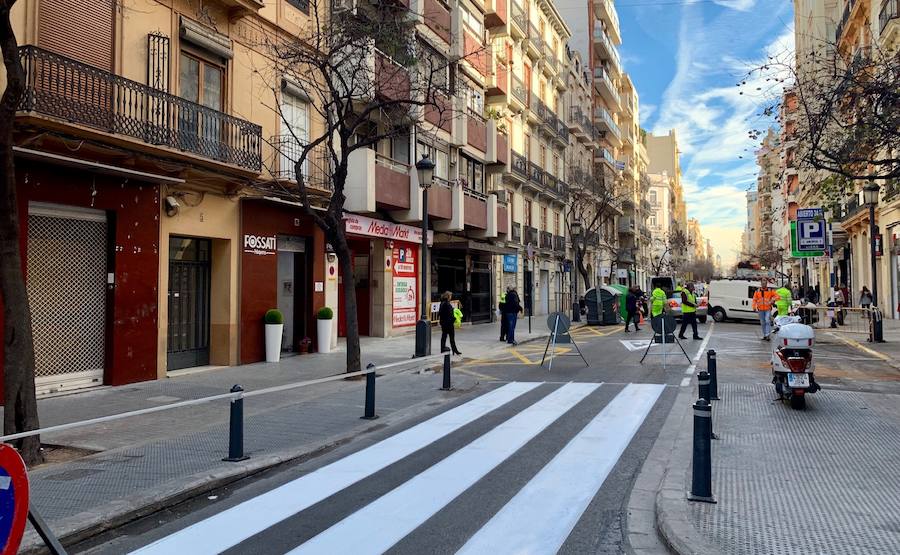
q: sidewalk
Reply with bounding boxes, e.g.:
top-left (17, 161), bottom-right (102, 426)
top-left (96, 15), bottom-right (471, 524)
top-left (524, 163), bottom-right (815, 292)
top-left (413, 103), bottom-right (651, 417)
top-left (825, 316), bottom-right (900, 370)
top-left (14, 320), bottom-right (553, 552)
top-left (654, 334), bottom-right (900, 553)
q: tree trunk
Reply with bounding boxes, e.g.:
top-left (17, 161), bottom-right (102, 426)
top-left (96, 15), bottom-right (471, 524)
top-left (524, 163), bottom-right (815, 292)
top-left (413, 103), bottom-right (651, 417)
top-left (0, 1), bottom-right (43, 465)
top-left (575, 238), bottom-right (590, 290)
top-left (329, 228), bottom-right (361, 374)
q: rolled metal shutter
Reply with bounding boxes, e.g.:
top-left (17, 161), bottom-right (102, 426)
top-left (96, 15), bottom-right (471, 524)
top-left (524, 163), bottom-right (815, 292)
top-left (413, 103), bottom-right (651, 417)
top-left (38, 0), bottom-right (114, 70)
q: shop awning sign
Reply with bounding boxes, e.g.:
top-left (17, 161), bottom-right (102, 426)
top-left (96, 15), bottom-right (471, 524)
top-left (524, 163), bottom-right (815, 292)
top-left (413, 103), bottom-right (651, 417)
top-left (345, 215), bottom-right (433, 246)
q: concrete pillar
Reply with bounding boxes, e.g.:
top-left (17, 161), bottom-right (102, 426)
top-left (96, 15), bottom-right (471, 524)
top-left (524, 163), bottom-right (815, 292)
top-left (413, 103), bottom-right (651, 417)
top-left (370, 239), bottom-right (391, 337)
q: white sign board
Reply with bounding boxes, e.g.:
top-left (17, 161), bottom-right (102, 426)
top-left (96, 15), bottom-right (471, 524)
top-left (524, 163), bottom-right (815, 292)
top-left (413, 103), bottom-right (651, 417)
top-left (345, 215), bottom-right (433, 246)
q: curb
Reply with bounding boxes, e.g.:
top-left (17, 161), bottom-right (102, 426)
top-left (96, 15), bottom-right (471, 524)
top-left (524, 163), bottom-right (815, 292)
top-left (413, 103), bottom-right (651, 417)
top-left (21, 378), bottom-right (482, 554)
top-left (653, 391), bottom-right (722, 555)
top-left (826, 332), bottom-right (900, 371)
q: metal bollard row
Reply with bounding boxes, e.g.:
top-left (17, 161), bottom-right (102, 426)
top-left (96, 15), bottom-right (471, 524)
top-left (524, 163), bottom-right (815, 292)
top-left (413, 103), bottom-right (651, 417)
top-left (441, 352), bottom-right (452, 391)
top-left (223, 384), bottom-right (249, 462)
top-left (362, 364), bottom-right (378, 420)
top-left (688, 398), bottom-right (716, 503)
top-left (707, 349), bottom-right (719, 400)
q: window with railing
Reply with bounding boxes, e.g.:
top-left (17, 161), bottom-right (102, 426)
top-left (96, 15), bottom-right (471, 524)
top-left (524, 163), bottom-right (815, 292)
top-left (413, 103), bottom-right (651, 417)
top-left (460, 153), bottom-right (485, 193)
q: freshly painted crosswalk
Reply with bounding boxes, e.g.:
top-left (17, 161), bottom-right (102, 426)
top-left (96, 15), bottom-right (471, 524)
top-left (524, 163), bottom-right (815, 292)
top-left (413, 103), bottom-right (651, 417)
top-left (132, 382), bottom-right (541, 555)
top-left (133, 381), bottom-right (666, 555)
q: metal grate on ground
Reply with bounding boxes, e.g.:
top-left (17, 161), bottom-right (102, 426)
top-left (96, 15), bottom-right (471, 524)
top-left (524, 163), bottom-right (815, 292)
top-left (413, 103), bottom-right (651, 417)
top-left (687, 383), bottom-right (900, 554)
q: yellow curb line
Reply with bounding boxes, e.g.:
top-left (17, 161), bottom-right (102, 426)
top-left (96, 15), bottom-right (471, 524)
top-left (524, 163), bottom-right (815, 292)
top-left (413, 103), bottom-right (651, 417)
top-left (455, 367), bottom-right (499, 381)
top-left (827, 332), bottom-right (900, 370)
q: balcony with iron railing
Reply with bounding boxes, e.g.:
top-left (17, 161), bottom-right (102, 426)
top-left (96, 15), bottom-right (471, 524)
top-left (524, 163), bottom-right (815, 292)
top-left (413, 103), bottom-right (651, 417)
top-left (594, 0), bottom-right (621, 44)
top-left (531, 94), bottom-right (546, 122)
top-left (591, 24), bottom-right (621, 75)
top-left (569, 107), bottom-right (589, 138)
top-left (270, 135), bottom-right (333, 191)
top-left (594, 106), bottom-right (621, 145)
top-left (525, 225), bottom-right (539, 245)
top-left (527, 23), bottom-right (542, 57)
top-left (836, 0), bottom-right (853, 42)
top-left (529, 161), bottom-right (545, 186)
top-left (512, 221), bottom-right (523, 242)
top-left (510, 0), bottom-right (528, 38)
top-left (18, 45), bottom-right (262, 172)
top-left (556, 117), bottom-right (569, 144)
top-left (593, 66), bottom-right (620, 108)
top-left (511, 73), bottom-right (528, 106)
top-left (597, 147), bottom-right (617, 169)
top-left (509, 149), bottom-right (529, 180)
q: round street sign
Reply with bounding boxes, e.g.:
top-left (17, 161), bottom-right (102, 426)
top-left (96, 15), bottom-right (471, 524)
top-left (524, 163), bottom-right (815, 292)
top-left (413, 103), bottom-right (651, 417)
top-left (0, 444), bottom-right (29, 554)
top-left (547, 312), bottom-right (571, 333)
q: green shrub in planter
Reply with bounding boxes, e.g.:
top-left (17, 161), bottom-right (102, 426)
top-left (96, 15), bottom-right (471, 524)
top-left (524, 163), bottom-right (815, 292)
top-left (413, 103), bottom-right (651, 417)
top-left (316, 306), bottom-right (334, 320)
top-left (264, 309), bottom-right (284, 324)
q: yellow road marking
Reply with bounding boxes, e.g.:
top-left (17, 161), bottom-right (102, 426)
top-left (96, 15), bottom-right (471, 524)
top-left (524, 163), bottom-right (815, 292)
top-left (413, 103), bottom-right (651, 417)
top-left (508, 348), bottom-right (535, 364)
top-left (455, 367), bottom-right (499, 380)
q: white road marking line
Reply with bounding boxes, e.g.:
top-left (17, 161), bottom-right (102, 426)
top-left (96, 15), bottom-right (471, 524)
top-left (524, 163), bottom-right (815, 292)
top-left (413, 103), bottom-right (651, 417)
top-left (131, 382), bottom-right (542, 555)
top-left (287, 382), bottom-right (601, 555)
top-left (685, 366), bottom-right (695, 375)
top-left (457, 384), bottom-right (664, 555)
top-left (680, 377), bottom-right (691, 387)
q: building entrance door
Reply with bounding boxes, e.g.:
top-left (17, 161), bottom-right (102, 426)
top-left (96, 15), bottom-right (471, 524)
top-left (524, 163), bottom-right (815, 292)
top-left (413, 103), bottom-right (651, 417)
top-left (339, 240), bottom-right (371, 337)
top-left (27, 202), bottom-right (107, 395)
top-left (469, 258), bottom-right (492, 323)
top-left (167, 237), bottom-right (211, 371)
top-left (277, 236), bottom-right (309, 353)
top-left (540, 269), bottom-right (550, 315)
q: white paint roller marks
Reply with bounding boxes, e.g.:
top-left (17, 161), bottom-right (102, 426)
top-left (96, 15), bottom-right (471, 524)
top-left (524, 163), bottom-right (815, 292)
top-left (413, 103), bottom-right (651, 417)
top-left (457, 384), bottom-right (664, 554)
top-left (288, 382), bottom-right (602, 555)
top-left (131, 382), bottom-right (542, 555)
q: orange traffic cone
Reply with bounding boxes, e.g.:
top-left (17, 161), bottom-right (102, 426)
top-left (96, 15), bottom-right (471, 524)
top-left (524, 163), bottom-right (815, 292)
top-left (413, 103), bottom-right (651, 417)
top-left (639, 312), bottom-right (645, 325)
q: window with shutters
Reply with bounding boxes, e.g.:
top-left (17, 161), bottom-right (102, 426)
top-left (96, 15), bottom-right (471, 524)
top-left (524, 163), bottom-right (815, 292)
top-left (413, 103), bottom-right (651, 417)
top-left (524, 199), bottom-right (532, 226)
top-left (179, 51), bottom-right (225, 151)
top-left (280, 92), bottom-right (309, 178)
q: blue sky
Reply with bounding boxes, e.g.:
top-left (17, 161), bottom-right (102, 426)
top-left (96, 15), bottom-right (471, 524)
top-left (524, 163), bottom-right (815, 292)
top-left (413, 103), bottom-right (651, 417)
top-left (616, 0), bottom-right (795, 266)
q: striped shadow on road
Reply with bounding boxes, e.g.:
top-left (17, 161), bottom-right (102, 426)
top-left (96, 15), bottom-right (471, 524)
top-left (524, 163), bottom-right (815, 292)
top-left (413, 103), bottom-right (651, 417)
top-left (130, 382), bottom-right (541, 555)
top-left (457, 383), bottom-right (664, 554)
top-left (286, 382), bottom-right (601, 555)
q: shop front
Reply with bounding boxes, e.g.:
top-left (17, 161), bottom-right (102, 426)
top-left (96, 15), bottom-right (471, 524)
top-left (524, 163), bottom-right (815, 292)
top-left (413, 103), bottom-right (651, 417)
top-left (239, 198), bottom-right (327, 363)
top-left (343, 214), bottom-right (432, 337)
top-left (4, 160), bottom-right (161, 395)
top-left (432, 239), bottom-right (508, 324)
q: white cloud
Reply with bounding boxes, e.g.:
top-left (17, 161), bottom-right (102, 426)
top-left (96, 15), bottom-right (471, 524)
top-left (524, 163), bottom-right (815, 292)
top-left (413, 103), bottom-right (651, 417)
top-left (645, 2), bottom-right (794, 265)
top-left (639, 103), bottom-right (657, 124)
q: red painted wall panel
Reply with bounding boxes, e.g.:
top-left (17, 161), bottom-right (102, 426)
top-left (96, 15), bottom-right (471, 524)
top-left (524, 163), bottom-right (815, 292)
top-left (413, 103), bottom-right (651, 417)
top-left (239, 199), bottom-right (326, 364)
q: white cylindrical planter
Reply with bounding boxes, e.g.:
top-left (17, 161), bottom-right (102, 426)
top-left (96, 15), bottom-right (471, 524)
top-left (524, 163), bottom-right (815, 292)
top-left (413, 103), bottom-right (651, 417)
top-left (317, 319), bottom-right (333, 354)
top-left (265, 324), bottom-right (284, 363)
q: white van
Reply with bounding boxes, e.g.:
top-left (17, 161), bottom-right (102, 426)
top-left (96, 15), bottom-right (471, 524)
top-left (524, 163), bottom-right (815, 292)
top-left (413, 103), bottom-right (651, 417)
top-left (707, 280), bottom-right (763, 322)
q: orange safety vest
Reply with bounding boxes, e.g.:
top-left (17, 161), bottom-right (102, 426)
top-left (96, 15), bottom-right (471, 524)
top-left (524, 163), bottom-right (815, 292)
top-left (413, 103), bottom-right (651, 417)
top-left (752, 289), bottom-right (778, 312)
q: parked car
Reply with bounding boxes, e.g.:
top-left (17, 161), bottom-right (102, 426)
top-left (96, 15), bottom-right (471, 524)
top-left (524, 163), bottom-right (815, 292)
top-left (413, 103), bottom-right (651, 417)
top-left (667, 292), bottom-right (709, 323)
top-left (706, 279), bottom-right (763, 322)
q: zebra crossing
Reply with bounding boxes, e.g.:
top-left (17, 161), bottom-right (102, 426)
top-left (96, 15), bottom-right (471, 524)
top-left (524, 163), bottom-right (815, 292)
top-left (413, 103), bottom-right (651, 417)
top-left (132, 381), bottom-right (666, 555)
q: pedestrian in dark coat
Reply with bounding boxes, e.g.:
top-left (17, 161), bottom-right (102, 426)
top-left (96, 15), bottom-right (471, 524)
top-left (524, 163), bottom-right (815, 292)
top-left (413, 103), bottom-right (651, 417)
top-left (439, 291), bottom-right (462, 355)
top-left (503, 288), bottom-right (523, 345)
top-left (624, 287), bottom-right (641, 332)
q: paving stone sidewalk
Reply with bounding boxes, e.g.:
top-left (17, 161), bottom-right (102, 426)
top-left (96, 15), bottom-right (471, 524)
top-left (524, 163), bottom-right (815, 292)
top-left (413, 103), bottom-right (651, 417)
top-left (15, 320), bottom-right (552, 552)
top-left (656, 337), bottom-right (900, 554)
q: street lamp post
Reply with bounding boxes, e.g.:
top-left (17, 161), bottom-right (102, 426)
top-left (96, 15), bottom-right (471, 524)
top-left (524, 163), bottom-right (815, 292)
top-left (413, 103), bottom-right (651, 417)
top-left (414, 154), bottom-right (435, 358)
top-left (863, 182), bottom-right (880, 307)
top-left (571, 221), bottom-right (582, 322)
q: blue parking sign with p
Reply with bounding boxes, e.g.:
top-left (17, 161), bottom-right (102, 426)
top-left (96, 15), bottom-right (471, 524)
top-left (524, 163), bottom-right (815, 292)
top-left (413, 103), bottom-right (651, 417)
top-left (797, 220), bottom-right (826, 252)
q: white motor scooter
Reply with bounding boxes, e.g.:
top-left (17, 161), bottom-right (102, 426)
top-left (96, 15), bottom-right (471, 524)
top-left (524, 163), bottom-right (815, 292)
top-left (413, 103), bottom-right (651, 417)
top-left (771, 314), bottom-right (821, 410)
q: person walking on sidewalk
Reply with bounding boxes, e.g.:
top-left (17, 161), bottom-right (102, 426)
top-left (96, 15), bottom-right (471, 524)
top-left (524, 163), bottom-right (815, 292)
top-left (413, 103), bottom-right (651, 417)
top-left (859, 286), bottom-right (873, 309)
top-left (624, 286), bottom-right (641, 332)
top-left (439, 291), bottom-right (462, 355)
top-left (752, 280), bottom-right (778, 340)
top-left (503, 288), bottom-right (523, 345)
top-left (678, 282), bottom-right (703, 340)
top-left (498, 288), bottom-right (509, 342)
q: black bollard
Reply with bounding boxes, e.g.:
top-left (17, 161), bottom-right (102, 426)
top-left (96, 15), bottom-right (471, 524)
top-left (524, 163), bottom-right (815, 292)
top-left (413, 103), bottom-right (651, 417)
top-left (361, 364), bottom-right (378, 420)
top-left (223, 385), bottom-right (249, 462)
top-left (688, 398), bottom-right (716, 503)
top-left (441, 352), bottom-right (452, 391)
top-left (707, 350), bottom-right (720, 400)
top-left (698, 370), bottom-right (710, 401)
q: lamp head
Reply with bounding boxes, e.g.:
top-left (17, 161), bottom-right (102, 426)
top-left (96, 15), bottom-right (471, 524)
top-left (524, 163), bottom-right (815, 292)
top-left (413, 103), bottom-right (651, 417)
top-left (416, 154), bottom-right (435, 190)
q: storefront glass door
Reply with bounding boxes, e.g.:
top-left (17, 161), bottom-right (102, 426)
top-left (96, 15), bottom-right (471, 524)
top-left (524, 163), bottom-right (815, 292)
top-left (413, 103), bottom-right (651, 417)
top-left (167, 237), bottom-right (211, 371)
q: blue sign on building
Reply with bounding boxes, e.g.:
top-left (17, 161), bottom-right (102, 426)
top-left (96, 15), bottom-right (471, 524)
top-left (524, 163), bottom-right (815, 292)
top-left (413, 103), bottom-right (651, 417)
top-left (503, 254), bottom-right (518, 273)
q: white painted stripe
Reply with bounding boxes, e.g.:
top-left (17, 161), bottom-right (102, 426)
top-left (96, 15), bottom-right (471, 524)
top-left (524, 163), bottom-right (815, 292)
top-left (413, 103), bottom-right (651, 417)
top-left (684, 365), bottom-right (695, 375)
top-left (288, 382), bottom-right (601, 555)
top-left (680, 377), bottom-right (691, 387)
top-left (131, 382), bottom-right (541, 555)
top-left (457, 383), bottom-right (664, 555)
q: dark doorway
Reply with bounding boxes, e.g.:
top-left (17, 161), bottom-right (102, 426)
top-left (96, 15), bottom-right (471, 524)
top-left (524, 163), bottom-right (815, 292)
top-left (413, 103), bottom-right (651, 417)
top-left (469, 258), bottom-right (492, 323)
top-left (277, 236), bottom-right (310, 353)
top-left (167, 237), bottom-right (211, 370)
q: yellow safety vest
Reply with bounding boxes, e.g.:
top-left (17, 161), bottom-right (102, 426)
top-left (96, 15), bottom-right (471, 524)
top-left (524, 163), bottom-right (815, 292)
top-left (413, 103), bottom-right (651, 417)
top-left (651, 289), bottom-right (667, 317)
top-left (682, 291), bottom-right (697, 314)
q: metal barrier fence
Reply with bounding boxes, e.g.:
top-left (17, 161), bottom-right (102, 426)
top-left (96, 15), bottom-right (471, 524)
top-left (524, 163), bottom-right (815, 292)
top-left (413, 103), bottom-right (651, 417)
top-left (808, 306), bottom-right (874, 335)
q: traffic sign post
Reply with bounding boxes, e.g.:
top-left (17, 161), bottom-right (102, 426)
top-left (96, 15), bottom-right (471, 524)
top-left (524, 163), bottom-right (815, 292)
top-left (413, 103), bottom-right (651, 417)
top-left (540, 312), bottom-right (588, 369)
top-left (791, 221), bottom-right (824, 258)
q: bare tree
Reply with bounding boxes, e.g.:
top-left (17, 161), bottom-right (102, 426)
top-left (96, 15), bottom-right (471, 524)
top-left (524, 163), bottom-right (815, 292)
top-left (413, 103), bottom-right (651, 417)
top-left (651, 228), bottom-right (690, 277)
top-left (745, 38), bottom-right (900, 196)
top-left (0, 0), bottom-right (42, 464)
top-left (254, 0), bottom-right (479, 372)
top-left (565, 164), bottom-right (620, 290)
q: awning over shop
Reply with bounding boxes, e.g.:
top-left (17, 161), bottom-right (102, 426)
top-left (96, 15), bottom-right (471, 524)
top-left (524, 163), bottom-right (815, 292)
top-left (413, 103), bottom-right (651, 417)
top-left (431, 240), bottom-right (518, 255)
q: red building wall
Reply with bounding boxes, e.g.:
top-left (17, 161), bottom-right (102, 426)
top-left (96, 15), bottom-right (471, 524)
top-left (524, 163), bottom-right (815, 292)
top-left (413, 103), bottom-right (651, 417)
top-left (0, 161), bottom-right (160, 390)
top-left (239, 199), bottom-right (326, 364)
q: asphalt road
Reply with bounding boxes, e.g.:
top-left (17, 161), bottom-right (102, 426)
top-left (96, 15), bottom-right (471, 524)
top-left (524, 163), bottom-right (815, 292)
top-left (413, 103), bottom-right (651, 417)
top-left (73, 318), bottom-right (895, 554)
